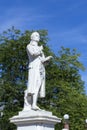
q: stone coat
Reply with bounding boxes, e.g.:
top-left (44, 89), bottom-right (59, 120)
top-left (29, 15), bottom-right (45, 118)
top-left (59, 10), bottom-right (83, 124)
top-left (26, 43), bottom-right (45, 98)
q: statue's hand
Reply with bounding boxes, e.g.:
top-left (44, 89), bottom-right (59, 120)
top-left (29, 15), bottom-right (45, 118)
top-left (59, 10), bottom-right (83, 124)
top-left (48, 56), bottom-right (53, 60)
top-left (43, 55), bottom-right (53, 63)
top-left (40, 45), bottom-right (43, 51)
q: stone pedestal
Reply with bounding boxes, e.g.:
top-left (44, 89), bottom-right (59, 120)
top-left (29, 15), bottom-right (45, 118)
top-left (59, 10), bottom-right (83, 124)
top-left (10, 109), bottom-right (61, 130)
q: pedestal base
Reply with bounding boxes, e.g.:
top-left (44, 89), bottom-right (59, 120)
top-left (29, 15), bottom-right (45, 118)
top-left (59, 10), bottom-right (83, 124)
top-left (10, 109), bottom-right (61, 130)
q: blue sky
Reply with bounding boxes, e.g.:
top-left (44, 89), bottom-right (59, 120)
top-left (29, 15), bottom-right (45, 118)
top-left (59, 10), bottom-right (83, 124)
top-left (0, 0), bottom-right (87, 92)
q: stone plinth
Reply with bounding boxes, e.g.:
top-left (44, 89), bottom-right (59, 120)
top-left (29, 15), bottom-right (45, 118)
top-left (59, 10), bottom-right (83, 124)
top-left (10, 110), bottom-right (61, 130)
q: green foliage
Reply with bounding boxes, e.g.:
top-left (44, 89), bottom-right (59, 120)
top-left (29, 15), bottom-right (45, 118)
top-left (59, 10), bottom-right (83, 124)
top-left (0, 27), bottom-right (87, 130)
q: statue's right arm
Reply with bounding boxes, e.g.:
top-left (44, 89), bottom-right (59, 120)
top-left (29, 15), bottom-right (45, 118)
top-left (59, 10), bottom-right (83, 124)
top-left (41, 56), bottom-right (53, 63)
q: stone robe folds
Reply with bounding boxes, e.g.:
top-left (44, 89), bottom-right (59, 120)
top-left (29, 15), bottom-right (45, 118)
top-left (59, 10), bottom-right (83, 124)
top-left (26, 44), bottom-right (45, 98)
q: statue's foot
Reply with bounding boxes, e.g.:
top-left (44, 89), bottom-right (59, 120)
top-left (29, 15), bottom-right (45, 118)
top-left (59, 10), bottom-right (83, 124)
top-left (32, 105), bottom-right (41, 110)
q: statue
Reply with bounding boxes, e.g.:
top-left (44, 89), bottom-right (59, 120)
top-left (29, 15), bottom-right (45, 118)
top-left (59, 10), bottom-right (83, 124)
top-left (10, 32), bottom-right (61, 130)
top-left (25, 32), bottom-right (52, 110)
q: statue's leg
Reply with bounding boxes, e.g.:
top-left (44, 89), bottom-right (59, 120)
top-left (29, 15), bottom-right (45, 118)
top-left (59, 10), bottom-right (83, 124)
top-left (32, 92), bottom-right (41, 110)
top-left (32, 78), bottom-right (41, 110)
top-left (23, 90), bottom-right (32, 111)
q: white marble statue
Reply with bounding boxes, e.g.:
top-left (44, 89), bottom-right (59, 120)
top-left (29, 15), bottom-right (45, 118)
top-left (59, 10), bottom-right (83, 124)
top-left (10, 32), bottom-right (62, 130)
top-left (25, 32), bottom-right (52, 110)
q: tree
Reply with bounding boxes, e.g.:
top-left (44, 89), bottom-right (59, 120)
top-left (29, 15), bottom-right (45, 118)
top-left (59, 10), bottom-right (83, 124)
top-left (41, 47), bottom-right (87, 130)
top-left (0, 27), bottom-right (87, 130)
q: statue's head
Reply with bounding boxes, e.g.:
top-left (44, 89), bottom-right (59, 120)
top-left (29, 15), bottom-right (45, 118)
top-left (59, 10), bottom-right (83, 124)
top-left (31, 32), bottom-right (40, 42)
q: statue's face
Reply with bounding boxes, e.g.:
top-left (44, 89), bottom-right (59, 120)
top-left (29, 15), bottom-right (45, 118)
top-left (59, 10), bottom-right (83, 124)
top-left (34, 33), bottom-right (40, 42)
top-left (31, 32), bottom-right (40, 42)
